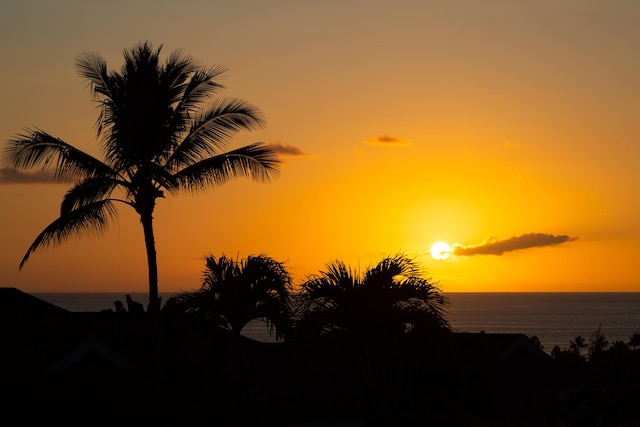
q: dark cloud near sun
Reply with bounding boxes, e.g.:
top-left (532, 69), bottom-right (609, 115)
top-left (0, 168), bottom-right (57, 184)
top-left (267, 142), bottom-right (309, 157)
top-left (364, 134), bottom-right (411, 147)
top-left (452, 233), bottom-right (577, 256)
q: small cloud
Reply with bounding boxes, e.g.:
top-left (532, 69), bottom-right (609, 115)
top-left (0, 168), bottom-right (57, 184)
top-left (364, 134), bottom-right (411, 147)
top-left (503, 141), bottom-right (521, 148)
top-left (267, 142), bottom-right (310, 157)
top-left (452, 233), bottom-right (577, 256)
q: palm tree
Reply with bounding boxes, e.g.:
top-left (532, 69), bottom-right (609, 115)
top-left (588, 325), bottom-right (609, 360)
top-left (628, 332), bottom-right (640, 351)
top-left (167, 253), bottom-right (293, 340)
top-left (2, 42), bottom-right (279, 312)
top-left (569, 335), bottom-right (587, 356)
top-left (296, 253), bottom-right (450, 342)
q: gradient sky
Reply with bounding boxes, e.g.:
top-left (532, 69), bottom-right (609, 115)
top-left (1, 1), bottom-right (639, 294)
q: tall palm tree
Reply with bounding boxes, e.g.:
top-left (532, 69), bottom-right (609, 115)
top-left (296, 253), bottom-right (450, 342)
top-left (2, 42), bottom-right (280, 312)
top-left (167, 254), bottom-right (293, 340)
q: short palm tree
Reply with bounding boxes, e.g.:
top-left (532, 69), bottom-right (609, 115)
top-left (569, 335), bottom-right (587, 355)
top-left (296, 254), bottom-right (450, 342)
top-left (168, 254), bottom-right (293, 340)
top-left (628, 332), bottom-right (640, 351)
top-left (2, 42), bottom-right (280, 312)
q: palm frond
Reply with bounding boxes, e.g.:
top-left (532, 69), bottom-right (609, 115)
top-left (363, 253), bottom-right (415, 287)
top-left (172, 66), bottom-right (227, 117)
top-left (167, 98), bottom-right (266, 168)
top-left (171, 142), bottom-right (280, 191)
top-left (75, 50), bottom-right (113, 100)
top-left (60, 177), bottom-right (124, 214)
top-left (75, 51), bottom-right (120, 139)
top-left (162, 56), bottom-right (227, 162)
top-left (3, 129), bottom-right (117, 182)
top-left (19, 200), bottom-right (118, 269)
top-left (142, 162), bottom-right (179, 191)
top-left (163, 48), bottom-right (198, 88)
top-left (323, 260), bottom-right (358, 289)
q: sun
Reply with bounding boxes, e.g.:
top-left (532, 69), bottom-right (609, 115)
top-left (430, 241), bottom-right (451, 260)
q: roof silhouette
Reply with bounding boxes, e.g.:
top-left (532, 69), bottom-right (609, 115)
top-left (0, 287), bottom-right (69, 320)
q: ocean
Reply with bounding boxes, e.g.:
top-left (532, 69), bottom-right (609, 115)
top-left (33, 292), bottom-right (640, 352)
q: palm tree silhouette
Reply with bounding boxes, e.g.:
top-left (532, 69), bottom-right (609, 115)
top-left (569, 335), bottom-right (587, 355)
top-left (628, 332), bottom-right (640, 351)
top-left (588, 325), bottom-right (609, 359)
top-left (296, 253), bottom-right (450, 341)
top-left (2, 42), bottom-right (279, 312)
top-left (168, 254), bottom-right (293, 340)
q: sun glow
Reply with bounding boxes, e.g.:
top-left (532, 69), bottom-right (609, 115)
top-left (430, 241), bottom-right (451, 260)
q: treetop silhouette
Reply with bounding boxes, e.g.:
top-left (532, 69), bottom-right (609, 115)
top-left (296, 253), bottom-right (450, 341)
top-left (167, 253), bottom-right (293, 340)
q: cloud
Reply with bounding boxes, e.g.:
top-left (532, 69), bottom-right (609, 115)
top-left (452, 233), bottom-right (578, 256)
top-left (267, 142), bottom-right (309, 157)
top-left (364, 134), bottom-right (411, 147)
top-left (0, 168), bottom-right (57, 184)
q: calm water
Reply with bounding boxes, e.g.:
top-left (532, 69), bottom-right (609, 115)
top-left (34, 292), bottom-right (640, 352)
top-left (445, 292), bottom-right (640, 352)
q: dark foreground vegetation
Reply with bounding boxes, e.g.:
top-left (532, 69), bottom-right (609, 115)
top-left (3, 307), bottom-right (639, 426)
top-left (2, 255), bottom-right (639, 426)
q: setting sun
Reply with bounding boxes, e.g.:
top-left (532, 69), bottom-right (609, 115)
top-left (430, 242), bottom-right (451, 260)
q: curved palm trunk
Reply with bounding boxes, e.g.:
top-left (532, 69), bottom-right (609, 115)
top-left (140, 210), bottom-right (160, 313)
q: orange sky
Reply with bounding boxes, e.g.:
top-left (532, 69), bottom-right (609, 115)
top-left (1, 1), bottom-right (639, 294)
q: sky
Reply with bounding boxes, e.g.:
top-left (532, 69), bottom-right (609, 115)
top-left (1, 1), bottom-right (639, 294)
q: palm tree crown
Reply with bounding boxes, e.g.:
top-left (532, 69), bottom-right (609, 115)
top-left (2, 42), bottom-right (280, 312)
top-left (168, 254), bottom-right (293, 340)
top-left (296, 254), bottom-right (450, 341)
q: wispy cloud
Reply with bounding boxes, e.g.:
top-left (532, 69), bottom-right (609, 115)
top-left (452, 233), bottom-right (577, 256)
top-left (503, 141), bottom-right (521, 148)
top-left (364, 134), bottom-right (411, 147)
top-left (267, 142), bottom-right (310, 157)
top-left (0, 168), bottom-right (57, 184)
